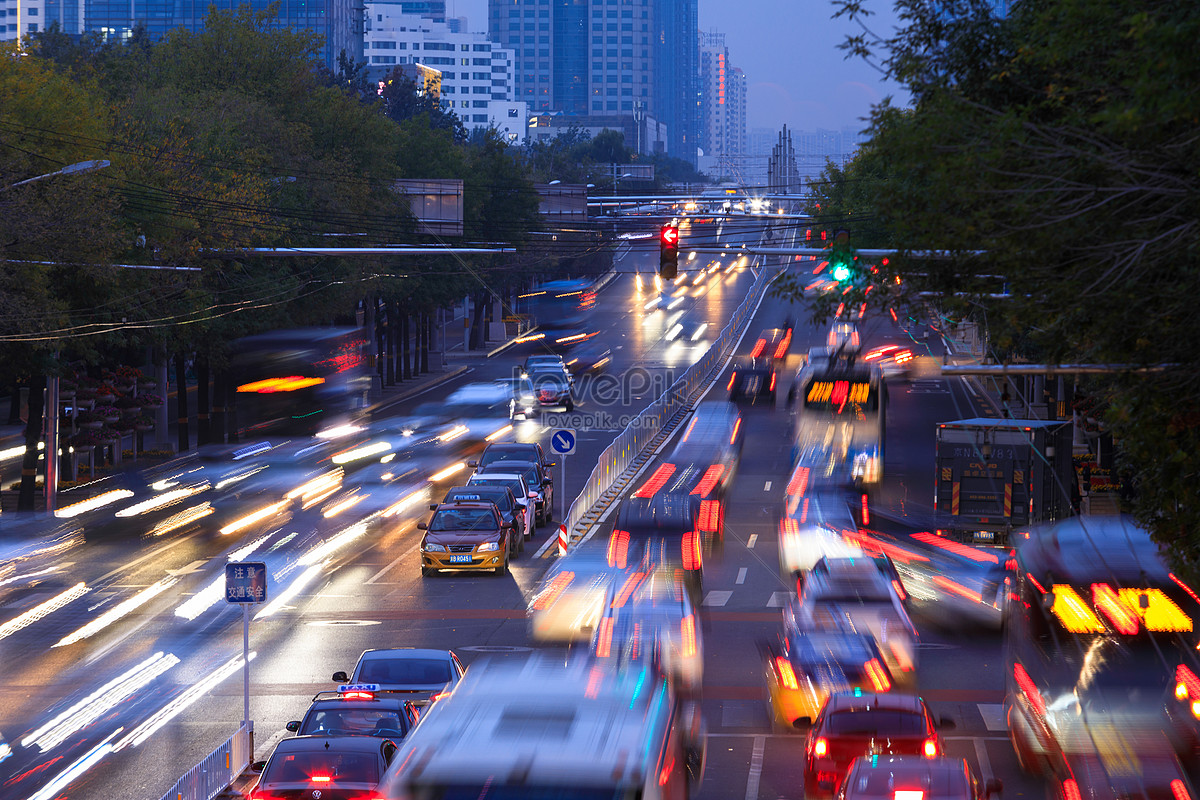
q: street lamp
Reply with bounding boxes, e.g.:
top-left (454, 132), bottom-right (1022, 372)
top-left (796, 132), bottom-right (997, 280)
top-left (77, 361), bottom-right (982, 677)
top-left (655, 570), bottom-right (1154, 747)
top-left (3, 159), bottom-right (111, 191)
top-left (4, 158), bottom-right (111, 512)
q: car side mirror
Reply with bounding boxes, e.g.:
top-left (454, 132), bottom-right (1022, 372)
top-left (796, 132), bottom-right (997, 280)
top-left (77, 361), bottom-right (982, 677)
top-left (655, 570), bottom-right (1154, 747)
top-left (984, 778), bottom-right (1003, 797)
top-left (251, 760), bottom-right (267, 773)
top-left (792, 716), bottom-right (812, 730)
top-left (285, 721), bottom-right (300, 732)
top-left (938, 716), bottom-right (957, 730)
top-left (417, 521), bottom-right (427, 530)
top-left (332, 671), bottom-right (349, 682)
top-left (428, 503), bottom-right (438, 511)
top-left (467, 460), bottom-right (479, 468)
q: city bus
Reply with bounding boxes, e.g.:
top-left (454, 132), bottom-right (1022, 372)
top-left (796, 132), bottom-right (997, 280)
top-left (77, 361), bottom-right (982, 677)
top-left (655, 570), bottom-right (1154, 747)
top-left (524, 278), bottom-right (597, 333)
top-left (1005, 516), bottom-right (1200, 796)
top-left (229, 327), bottom-right (371, 438)
top-left (789, 354), bottom-right (886, 490)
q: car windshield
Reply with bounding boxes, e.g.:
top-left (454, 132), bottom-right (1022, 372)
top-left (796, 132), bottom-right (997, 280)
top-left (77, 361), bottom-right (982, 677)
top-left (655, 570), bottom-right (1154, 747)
top-left (480, 446), bottom-right (537, 467)
top-left (413, 787), bottom-right (633, 800)
top-left (530, 373), bottom-right (568, 388)
top-left (429, 509), bottom-right (497, 531)
top-left (447, 491), bottom-right (511, 512)
top-left (357, 657), bottom-right (452, 685)
top-left (470, 477), bottom-right (525, 498)
top-left (301, 708), bottom-right (408, 737)
top-left (495, 378), bottom-right (534, 395)
top-left (826, 709), bottom-right (928, 737)
top-left (264, 750), bottom-right (380, 784)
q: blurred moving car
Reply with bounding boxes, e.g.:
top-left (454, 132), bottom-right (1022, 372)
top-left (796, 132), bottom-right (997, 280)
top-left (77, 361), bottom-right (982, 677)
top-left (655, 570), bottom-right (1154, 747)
top-left (491, 375), bottom-right (539, 419)
top-left (789, 561), bottom-right (919, 689)
top-left (466, 472), bottom-right (536, 536)
top-left (332, 648), bottom-right (464, 700)
top-left (286, 687), bottom-right (421, 739)
top-left (521, 353), bottom-right (571, 381)
top-left (862, 343), bottom-right (915, 380)
top-left (611, 492), bottom-right (704, 602)
top-left (764, 629), bottom-right (895, 732)
top-left (412, 383), bottom-right (521, 434)
top-left (528, 369), bottom-right (575, 411)
top-left (839, 755), bottom-right (1001, 800)
top-left (750, 327), bottom-right (793, 362)
top-left (728, 355), bottom-right (777, 406)
top-left (592, 569), bottom-right (704, 695)
top-left (247, 734), bottom-right (397, 800)
top-left (418, 500), bottom-right (515, 576)
top-left (376, 653), bottom-right (706, 798)
top-left (563, 341), bottom-right (612, 373)
top-left (527, 552), bottom-right (624, 643)
top-left (804, 692), bottom-right (953, 799)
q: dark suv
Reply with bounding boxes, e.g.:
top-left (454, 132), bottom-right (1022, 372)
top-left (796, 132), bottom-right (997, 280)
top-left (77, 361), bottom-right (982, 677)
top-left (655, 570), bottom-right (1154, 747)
top-left (473, 442), bottom-right (555, 523)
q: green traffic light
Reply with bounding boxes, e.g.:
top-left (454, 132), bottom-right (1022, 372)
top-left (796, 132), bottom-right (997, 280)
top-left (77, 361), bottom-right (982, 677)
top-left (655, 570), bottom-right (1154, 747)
top-left (833, 263), bottom-right (852, 282)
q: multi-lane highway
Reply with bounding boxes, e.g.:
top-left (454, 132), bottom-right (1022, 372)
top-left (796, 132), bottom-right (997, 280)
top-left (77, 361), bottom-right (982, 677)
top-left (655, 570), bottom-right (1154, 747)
top-left (0, 213), bottom-right (1089, 800)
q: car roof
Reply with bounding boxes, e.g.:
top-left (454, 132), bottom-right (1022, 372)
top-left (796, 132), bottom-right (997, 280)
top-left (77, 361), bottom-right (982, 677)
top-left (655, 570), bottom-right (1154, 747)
top-left (306, 696), bottom-right (412, 711)
top-left (616, 494), bottom-right (695, 532)
top-left (484, 442), bottom-right (540, 454)
top-left (432, 501), bottom-right (499, 512)
top-left (826, 691), bottom-right (927, 713)
top-left (1016, 514), bottom-right (1172, 585)
top-left (359, 648), bottom-right (455, 661)
top-left (845, 756), bottom-right (972, 795)
top-left (271, 734), bottom-right (386, 754)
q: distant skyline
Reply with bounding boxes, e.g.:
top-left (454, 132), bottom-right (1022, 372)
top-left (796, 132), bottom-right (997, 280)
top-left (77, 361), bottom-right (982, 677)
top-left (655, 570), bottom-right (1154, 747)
top-left (444, 0), bottom-right (905, 135)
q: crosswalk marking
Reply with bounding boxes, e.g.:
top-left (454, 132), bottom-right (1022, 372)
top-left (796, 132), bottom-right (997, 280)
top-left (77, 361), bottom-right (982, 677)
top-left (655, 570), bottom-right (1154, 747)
top-left (766, 592), bottom-right (790, 608)
top-left (736, 567), bottom-right (747, 584)
top-left (977, 703), bottom-right (1007, 731)
top-left (703, 591), bottom-right (733, 607)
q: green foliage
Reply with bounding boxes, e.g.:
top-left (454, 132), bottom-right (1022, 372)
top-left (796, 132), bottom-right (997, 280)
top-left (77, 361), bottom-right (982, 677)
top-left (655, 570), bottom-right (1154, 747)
top-left (827, 0), bottom-right (1200, 565)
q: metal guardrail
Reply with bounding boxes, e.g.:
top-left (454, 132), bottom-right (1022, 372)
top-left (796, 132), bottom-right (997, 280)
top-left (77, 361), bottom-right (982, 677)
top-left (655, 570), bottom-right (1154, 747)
top-left (158, 723), bottom-right (252, 800)
top-left (559, 263), bottom-right (784, 546)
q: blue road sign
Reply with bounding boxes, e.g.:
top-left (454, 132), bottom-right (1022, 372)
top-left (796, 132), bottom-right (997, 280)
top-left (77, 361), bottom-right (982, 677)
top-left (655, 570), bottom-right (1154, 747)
top-left (550, 429), bottom-right (577, 456)
top-left (225, 562), bottom-right (267, 604)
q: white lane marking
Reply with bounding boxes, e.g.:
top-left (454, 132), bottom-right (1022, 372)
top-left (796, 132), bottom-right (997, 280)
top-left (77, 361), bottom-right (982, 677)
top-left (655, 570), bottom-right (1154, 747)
top-left (736, 567), bottom-right (748, 585)
top-left (977, 703), bottom-right (1007, 731)
top-left (974, 737), bottom-right (995, 782)
top-left (766, 592), bottom-right (790, 608)
top-left (763, 481), bottom-right (772, 491)
top-left (367, 541), bottom-right (421, 584)
top-left (746, 534), bottom-right (758, 549)
top-left (703, 591), bottom-right (732, 607)
top-left (744, 735), bottom-right (765, 800)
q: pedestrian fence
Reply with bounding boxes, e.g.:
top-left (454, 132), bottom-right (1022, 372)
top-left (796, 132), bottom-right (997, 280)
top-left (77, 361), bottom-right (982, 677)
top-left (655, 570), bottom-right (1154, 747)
top-left (157, 723), bottom-right (252, 800)
top-left (559, 262), bottom-right (785, 548)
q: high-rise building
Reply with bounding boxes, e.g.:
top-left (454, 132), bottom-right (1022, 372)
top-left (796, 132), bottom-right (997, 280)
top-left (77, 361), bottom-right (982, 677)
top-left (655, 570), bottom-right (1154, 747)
top-left (2, 0), bottom-right (362, 72)
top-left (366, 8), bottom-right (528, 143)
top-left (488, 0), bottom-right (696, 163)
top-left (697, 30), bottom-right (745, 179)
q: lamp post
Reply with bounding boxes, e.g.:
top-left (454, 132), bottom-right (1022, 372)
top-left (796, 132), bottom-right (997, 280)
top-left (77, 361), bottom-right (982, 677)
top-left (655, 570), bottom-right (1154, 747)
top-left (5, 159), bottom-right (111, 512)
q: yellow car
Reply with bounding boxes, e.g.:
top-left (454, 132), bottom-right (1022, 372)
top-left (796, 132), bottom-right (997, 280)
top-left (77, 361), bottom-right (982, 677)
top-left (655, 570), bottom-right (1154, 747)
top-left (418, 501), bottom-right (513, 576)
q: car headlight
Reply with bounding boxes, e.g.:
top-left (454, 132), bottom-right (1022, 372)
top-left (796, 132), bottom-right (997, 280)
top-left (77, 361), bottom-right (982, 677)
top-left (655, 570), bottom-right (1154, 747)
top-left (424, 542), bottom-right (446, 552)
top-left (478, 540), bottom-right (501, 552)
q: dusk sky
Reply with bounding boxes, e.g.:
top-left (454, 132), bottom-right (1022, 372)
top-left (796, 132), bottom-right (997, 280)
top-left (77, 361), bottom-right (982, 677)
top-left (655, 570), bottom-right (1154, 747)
top-left (445, 0), bottom-right (907, 133)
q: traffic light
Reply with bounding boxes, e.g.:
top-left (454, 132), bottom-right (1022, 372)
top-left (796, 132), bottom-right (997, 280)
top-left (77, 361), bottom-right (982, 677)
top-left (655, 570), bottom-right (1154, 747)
top-left (829, 229), bottom-right (856, 284)
top-left (659, 224), bottom-right (679, 280)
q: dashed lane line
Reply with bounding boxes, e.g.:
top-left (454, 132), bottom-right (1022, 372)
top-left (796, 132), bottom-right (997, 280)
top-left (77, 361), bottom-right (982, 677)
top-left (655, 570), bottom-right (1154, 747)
top-left (744, 735), bottom-right (766, 800)
top-left (736, 567), bottom-right (747, 585)
top-left (747, 534), bottom-right (758, 550)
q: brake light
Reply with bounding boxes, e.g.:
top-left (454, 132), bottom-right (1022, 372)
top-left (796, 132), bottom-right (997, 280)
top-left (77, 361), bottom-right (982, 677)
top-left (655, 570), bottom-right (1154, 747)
top-left (595, 616), bottom-right (614, 658)
top-left (1014, 663), bottom-right (1046, 716)
top-left (611, 570), bottom-right (646, 609)
top-left (891, 579), bottom-right (907, 603)
top-left (787, 466), bottom-right (810, 497)
top-left (861, 492), bottom-right (870, 525)
top-left (691, 464), bottom-right (725, 497)
top-left (1049, 584), bottom-right (1104, 633)
top-left (895, 792), bottom-right (924, 800)
top-left (681, 614), bottom-right (697, 658)
top-left (681, 531), bottom-right (702, 571)
top-left (1062, 779), bottom-right (1082, 800)
top-left (769, 371), bottom-right (777, 392)
top-left (865, 658), bottom-right (891, 692)
top-left (1093, 583), bottom-right (1139, 634)
top-left (727, 372), bottom-right (736, 391)
top-left (729, 417), bottom-right (741, 445)
top-left (1172, 779), bottom-right (1192, 800)
top-left (607, 530), bottom-right (630, 569)
top-left (813, 737), bottom-right (828, 757)
top-left (774, 656), bottom-right (799, 690)
top-left (774, 334), bottom-right (790, 359)
top-left (1176, 664), bottom-right (1200, 699)
top-left (532, 570), bottom-right (575, 611)
top-left (633, 463), bottom-right (676, 498)
top-left (922, 737), bottom-right (938, 757)
top-left (751, 339), bottom-right (766, 358)
top-left (698, 500), bottom-right (721, 533)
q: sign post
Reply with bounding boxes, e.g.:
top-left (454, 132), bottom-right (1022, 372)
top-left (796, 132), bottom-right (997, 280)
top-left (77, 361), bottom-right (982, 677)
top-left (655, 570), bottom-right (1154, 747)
top-left (549, 428), bottom-right (576, 527)
top-left (226, 561), bottom-right (267, 743)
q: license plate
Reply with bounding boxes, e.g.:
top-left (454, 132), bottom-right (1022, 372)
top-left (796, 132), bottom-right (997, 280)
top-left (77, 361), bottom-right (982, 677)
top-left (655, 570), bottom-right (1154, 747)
top-left (448, 554), bottom-right (473, 563)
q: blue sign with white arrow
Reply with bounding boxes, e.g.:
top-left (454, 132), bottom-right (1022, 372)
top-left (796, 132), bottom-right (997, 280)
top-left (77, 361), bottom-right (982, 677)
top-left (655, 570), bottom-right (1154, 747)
top-left (550, 429), bottom-right (577, 456)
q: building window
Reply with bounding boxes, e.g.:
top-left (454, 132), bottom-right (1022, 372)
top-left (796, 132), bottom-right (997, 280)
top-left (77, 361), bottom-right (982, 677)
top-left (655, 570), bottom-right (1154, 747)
top-left (607, 101), bottom-right (617, 110)
top-left (27, 7), bottom-right (37, 14)
top-left (592, 102), bottom-right (603, 111)
top-left (473, 44), bottom-right (490, 51)
top-left (473, 114), bottom-right (488, 122)
top-left (473, 100), bottom-right (488, 107)
top-left (508, 108), bottom-right (519, 117)
top-left (27, 21), bottom-right (37, 30)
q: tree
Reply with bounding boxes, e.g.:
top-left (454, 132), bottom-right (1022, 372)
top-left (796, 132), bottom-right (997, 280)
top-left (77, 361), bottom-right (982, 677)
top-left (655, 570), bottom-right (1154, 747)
top-left (825, 0), bottom-right (1200, 569)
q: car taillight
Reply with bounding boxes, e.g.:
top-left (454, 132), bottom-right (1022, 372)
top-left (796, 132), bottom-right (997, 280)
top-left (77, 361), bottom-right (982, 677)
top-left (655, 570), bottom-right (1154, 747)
top-left (607, 529), bottom-right (630, 569)
top-left (769, 371), bottom-right (777, 392)
top-left (1062, 779), bottom-right (1082, 800)
top-left (311, 774), bottom-right (333, 783)
top-left (681, 614), bottom-right (697, 658)
top-left (595, 616), bottom-right (614, 658)
top-left (774, 656), bottom-right (799, 690)
top-left (1171, 779), bottom-right (1192, 800)
top-left (922, 737), bottom-right (938, 758)
top-left (813, 737), bottom-right (828, 757)
top-left (427, 692), bottom-right (444, 702)
top-left (681, 531), bottom-right (702, 571)
top-left (727, 372), bottom-right (737, 391)
top-left (698, 500), bottom-right (721, 533)
top-left (865, 658), bottom-right (891, 692)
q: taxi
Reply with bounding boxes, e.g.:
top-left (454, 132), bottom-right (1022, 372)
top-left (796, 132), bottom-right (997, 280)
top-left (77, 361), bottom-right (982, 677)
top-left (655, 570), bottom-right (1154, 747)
top-left (286, 684), bottom-right (421, 739)
top-left (764, 629), bottom-right (895, 732)
top-left (438, 485), bottom-right (527, 545)
top-left (248, 734), bottom-right (396, 800)
top-left (417, 501), bottom-right (513, 576)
